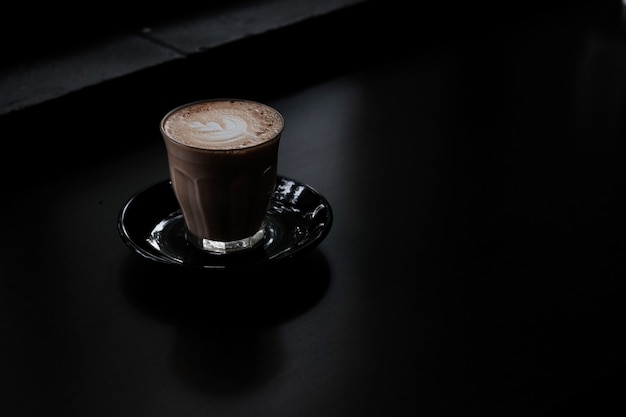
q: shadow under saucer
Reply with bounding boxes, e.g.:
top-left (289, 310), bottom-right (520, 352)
top-left (119, 247), bottom-right (331, 328)
top-left (118, 248), bottom-right (331, 395)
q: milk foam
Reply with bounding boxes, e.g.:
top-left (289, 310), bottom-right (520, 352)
top-left (162, 99), bottom-right (283, 150)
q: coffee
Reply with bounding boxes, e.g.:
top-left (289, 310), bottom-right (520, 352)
top-left (162, 99), bottom-right (283, 150)
top-left (160, 99), bottom-right (284, 254)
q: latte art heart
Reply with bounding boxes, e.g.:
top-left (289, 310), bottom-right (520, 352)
top-left (187, 116), bottom-right (248, 141)
top-left (162, 99), bottom-right (284, 150)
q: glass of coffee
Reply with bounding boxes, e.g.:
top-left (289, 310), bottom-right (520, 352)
top-left (160, 98), bottom-right (284, 255)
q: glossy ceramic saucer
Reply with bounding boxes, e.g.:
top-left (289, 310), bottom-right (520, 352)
top-left (118, 176), bottom-right (333, 269)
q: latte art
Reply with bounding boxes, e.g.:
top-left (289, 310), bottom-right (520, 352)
top-left (187, 116), bottom-right (248, 141)
top-left (161, 99), bottom-right (283, 150)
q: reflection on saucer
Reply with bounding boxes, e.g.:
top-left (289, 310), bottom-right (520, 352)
top-left (118, 176), bottom-right (333, 269)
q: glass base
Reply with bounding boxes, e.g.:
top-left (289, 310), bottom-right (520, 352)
top-left (187, 227), bottom-right (265, 255)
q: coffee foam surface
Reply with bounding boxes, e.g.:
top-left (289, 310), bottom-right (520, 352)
top-left (162, 99), bottom-right (283, 150)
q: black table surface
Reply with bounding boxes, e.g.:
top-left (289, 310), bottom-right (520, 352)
top-left (1, 2), bottom-right (625, 416)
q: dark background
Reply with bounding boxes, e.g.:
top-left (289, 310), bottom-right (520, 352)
top-left (1, 1), bottom-right (626, 416)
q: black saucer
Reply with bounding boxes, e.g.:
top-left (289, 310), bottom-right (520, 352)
top-left (117, 176), bottom-right (333, 269)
